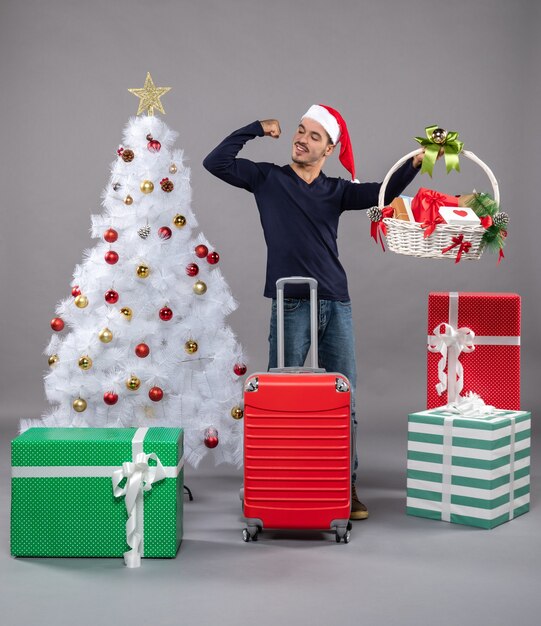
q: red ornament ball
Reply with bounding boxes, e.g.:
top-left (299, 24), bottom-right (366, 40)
top-left (234, 363), bottom-right (247, 376)
top-left (204, 435), bottom-right (219, 449)
top-left (104, 228), bottom-right (118, 243)
top-left (104, 289), bottom-right (119, 304)
top-left (185, 263), bottom-right (199, 277)
top-left (159, 306), bottom-right (173, 321)
top-left (105, 250), bottom-right (119, 265)
top-left (50, 317), bottom-right (64, 332)
top-left (71, 285), bottom-right (81, 297)
top-left (207, 251), bottom-right (220, 265)
top-left (158, 226), bottom-right (172, 240)
top-left (103, 391), bottom-right (119, 406)
top-left (149, 386), bottom-right (164, 402)
top-left (148, 139), bottom-right (161, 153)
top-left (135, 343), bottom-right (150, 358)
top-left (195, 244), bottom-right (208, 258)
top-left (204, 427), bottom-right (219, 449)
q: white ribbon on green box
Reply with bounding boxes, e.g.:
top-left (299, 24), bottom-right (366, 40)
top-left (441, 394), bottom-right (516, 522)
top-left (111, 427), bottom-right (183, 568)
top-left (11, 427), bottom-right (183, 567)
top-left (427, 292), bottom-right (521, 402)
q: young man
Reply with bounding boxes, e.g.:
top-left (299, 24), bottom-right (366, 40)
top-left (203, 105), bottom-right (423, 520)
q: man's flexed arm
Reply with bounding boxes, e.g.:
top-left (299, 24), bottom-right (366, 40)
top-left (203, 121), bottom-right (276, 192)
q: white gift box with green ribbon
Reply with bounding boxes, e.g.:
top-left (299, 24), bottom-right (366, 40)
top-left (407, 407), bottom-right (531, 529)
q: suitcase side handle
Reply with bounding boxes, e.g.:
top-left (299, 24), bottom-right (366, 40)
top-left (275, 276), bottom-right (318, 370)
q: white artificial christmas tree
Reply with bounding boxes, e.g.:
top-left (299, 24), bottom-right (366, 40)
top-left (28, 74), bottom-right (247, 468)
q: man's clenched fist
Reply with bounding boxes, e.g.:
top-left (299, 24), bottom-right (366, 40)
top-left (260, 119), bottom-right (281, 138)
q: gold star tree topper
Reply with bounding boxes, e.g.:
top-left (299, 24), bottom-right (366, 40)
top-left (128, 72), bottom-right (171, 116)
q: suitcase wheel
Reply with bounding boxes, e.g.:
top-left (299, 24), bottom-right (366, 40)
top-left (335, 524), bottom-right (351, 544)
top-left (242, 526), bottom-right (260, 542)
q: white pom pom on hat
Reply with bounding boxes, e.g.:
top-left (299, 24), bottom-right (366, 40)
top-left (302, 104), bottom-right (359, 182)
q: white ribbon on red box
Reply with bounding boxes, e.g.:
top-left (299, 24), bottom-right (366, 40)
top-left (427, 292), bottom-right (521, 403)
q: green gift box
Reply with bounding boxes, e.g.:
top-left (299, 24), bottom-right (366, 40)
top-left (11, 427), bottom-right (183, 566)
top-left (407, 408), bottom-right (531, 529)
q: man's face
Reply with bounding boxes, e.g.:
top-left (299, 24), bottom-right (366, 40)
top-left (291, 117), bottom-right (335, 166)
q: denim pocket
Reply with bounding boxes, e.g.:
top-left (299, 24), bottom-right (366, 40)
top-left (272, 298), bottom-right (304, 312)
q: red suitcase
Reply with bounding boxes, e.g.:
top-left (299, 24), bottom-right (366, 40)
top-left (242, 277), bottom-right (352, 543)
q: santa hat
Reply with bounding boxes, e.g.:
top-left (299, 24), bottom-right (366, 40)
top-left (302, 104), bottom-right (358, 182)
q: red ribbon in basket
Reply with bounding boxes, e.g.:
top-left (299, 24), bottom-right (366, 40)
top-left (421, 215), bottom-right (446, 238)
top-left (411, 188), bottom-right (459, 223)
top-left (441, 234), bottom-right (472, 263)
top-left (370, 207), bottom-right (394, 251)
top-left (498, 230), bottom-right (507, 264)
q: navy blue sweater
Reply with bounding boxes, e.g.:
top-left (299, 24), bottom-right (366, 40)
top-left (203, 121), bottom-right (418, 300)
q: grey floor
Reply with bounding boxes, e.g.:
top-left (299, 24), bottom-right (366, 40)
top-left (1, 418), bottom-right (540, 626)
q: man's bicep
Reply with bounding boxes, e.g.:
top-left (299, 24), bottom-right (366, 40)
top-left (341, 181), bottom-right (381, 212)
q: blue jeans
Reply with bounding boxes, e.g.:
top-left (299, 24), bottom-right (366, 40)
top-left (268, 298), bottom-right (358, 484)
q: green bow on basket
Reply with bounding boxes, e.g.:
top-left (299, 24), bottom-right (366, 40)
top-left (415, 125), bottom-right (464, 177)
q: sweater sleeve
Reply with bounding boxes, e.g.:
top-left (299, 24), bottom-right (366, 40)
top-left (340, 158), bottom-right (420, 211)
top-left (202, 121), bottom-right (269, 193)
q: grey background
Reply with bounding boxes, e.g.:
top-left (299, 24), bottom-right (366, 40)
top-left (0, 1), bottom-right (540, 625)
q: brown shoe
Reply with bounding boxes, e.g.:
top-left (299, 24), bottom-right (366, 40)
top-left (350, 484), bottom-right (369, 520)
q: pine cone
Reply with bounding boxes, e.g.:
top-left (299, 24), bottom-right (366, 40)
top-left (367, 206), bottom-right (383, 222)
top-left (121, 149), bottom-right (135, 163)
top-left (138, 225), bottom-right (151, 239)
top-left (160, 178), bottom-right (174, 193)
top-left (492, 212), bottom-right (509, 228)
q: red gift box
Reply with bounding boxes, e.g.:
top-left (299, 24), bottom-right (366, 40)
top-left (411, 188), bottom-right (460, 238)
top-left (427, 292), bottom-right (521, 410)
top-left (411, 188), bottom-right (459, 222)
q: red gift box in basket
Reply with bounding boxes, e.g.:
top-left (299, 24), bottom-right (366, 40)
top-left (368, 126), bottom-right (509, 262)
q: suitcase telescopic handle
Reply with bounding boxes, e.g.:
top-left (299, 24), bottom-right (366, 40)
top-left (275, 277), bottom-right (318, 370)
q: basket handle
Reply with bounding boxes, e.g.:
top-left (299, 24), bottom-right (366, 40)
top-left (377, 148), bottom-right (500, 208)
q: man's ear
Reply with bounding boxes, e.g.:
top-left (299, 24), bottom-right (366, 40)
top-left (325, 143), bottom-right (336, 157)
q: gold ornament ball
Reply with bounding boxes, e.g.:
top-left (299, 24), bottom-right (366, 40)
top-left (173, 214), bottom-right (186, 228)
top-left (73, 397), bottom-right (87, 412)
top-left (120, 307), bottom-right (133, 321)
top-left (140, 180), bottom-right (154, 194)
top-left (78, 355), bottom-right (93, 370)
top-left (136, 263), bottom-right (150, 278)
top-left (48, 354), bottom-right (59, 366)
top-left (169, 163), bottom-right (178, 174)
top-left (99, 327), bottom-right (113, 343)
top-left (230, 406), bottom-right (244, 420)
top-left (193, 280), bottom-right (207, 296)
top-left (74, 294), bottom-right (89, 309)
top-left (126, 375), bottom-right (141, 391)
top-left (184, 339), bottom-right (198, 354)
top-left (124, 194), bottom-right (134, 205)
top-left (431, 127), bottom-right (448, 145)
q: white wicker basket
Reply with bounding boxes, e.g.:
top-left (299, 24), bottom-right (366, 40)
top-left (377, 148), bottom-right (500, 260)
